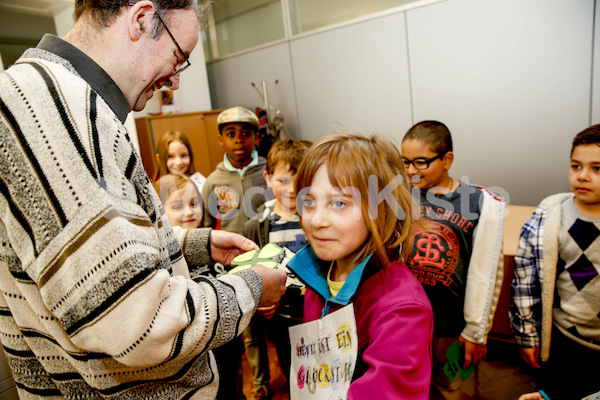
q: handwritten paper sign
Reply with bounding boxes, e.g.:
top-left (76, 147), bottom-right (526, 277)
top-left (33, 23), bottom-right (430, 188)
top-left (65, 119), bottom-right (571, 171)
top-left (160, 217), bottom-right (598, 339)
top-left (289, 304), bottom-right (358, 400)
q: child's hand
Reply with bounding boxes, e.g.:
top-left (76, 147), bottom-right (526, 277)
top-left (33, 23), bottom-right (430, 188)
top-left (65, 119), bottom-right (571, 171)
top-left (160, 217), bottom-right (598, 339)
top-left (256, 303), bottom-right (279, 320)
top-left (459, 336), bottom-right (487, 369)
top-left (518, 346), bottom-right (541, 368)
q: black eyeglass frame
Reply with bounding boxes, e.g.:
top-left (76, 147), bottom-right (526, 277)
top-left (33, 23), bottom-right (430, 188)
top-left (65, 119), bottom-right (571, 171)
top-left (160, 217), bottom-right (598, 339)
top-left (128, 2), bottom-right (191, 76)
top-left (402, 151), bottom-right (448, 170)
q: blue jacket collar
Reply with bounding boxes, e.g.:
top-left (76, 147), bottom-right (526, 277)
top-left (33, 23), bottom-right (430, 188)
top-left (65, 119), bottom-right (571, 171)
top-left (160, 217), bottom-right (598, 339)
top-left (287, 245), bottom-right (373, 314)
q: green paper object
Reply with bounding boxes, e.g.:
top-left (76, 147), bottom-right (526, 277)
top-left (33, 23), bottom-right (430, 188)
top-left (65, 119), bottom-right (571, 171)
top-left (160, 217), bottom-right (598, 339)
top-left (443, 340), bottom-right (475, 381)
top-left (228, 243), bottom-right (285, 274)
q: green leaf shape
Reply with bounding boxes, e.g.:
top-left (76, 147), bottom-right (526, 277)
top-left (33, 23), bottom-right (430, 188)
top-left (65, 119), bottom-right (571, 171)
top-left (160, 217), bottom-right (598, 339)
top-left (257, 243), bottom-right (285, 259)
top-left (229, 243), bottom-right (285, 274)
top-left (232, 249), bottom-right (257, 264)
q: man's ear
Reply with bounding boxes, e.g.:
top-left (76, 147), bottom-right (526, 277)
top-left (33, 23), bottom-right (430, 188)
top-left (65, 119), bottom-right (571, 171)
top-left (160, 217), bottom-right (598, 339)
top-left (263, 170), bottom-right (273, 188)
top-left (127, 0), bottom-right (156, 41)
top-left (443, 151), bottom-right (454, 170)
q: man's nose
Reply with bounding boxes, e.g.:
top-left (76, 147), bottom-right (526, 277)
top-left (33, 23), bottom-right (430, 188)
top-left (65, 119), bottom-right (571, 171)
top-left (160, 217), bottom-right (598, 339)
top-left (167, 74), bottom-right (181, 90)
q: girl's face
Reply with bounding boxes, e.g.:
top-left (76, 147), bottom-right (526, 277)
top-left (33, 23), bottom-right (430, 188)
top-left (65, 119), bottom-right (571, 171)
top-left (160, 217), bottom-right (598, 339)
top-left (164, 182), bottom-right (203, 229)
top-left (300, 165), bottom-right (369, 273)
top-left (166, 140), bottom-right (191, 175)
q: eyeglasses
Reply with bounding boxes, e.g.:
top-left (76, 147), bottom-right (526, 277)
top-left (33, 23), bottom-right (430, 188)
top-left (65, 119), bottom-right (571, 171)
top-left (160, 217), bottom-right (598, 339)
top-left (402, 152), bottom-right (448, 170)
top-left (154, 11), bottom-right (191, 76)
top-left (128, 2), bottom-right (192, 76)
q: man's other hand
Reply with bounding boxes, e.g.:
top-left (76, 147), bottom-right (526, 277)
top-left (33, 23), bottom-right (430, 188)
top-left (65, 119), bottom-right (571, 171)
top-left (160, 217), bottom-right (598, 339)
top-left (250, 265), bottom-right (287, 307)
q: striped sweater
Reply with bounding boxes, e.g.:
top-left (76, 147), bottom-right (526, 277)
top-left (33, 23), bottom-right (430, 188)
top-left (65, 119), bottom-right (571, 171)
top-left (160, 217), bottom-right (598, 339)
top-left (0, 38), bottom-right (262, 399)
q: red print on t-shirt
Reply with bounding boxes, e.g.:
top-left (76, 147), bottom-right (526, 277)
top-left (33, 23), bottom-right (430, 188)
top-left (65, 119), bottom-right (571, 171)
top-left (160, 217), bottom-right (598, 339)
top-left (408, 220), bottom-right (460, 287)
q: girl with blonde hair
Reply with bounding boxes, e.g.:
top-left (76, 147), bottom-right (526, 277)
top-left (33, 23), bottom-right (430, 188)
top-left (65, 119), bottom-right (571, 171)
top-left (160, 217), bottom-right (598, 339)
top-left (154, 130), bottom-right (206, 191)
top-left (287, 132), bottom-right (433, 399)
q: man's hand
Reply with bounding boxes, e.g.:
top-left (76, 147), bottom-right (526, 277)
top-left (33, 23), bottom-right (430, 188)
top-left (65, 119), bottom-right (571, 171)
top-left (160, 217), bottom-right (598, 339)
top-left (250, 265), bottom-right (287, 307)
top-left (459, 336), bottom-right (487, 369)
top-left (210, 230), bottom-right (259, 265)
top-left (518, 346), bottom-right (541, 368)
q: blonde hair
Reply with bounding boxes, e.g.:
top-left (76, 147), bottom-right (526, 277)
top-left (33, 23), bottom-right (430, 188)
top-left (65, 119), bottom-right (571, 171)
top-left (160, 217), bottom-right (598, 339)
top-left (295, 132), bottom-right (414, 266)
top-left (153, 174), bottom-right (192, 205)
top-left (154, 131), bottom-right (196, 181)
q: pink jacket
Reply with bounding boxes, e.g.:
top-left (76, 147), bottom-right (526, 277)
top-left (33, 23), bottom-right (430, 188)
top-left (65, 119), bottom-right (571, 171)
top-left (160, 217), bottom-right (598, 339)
top-left (288, 247), bottom-right (434, 399)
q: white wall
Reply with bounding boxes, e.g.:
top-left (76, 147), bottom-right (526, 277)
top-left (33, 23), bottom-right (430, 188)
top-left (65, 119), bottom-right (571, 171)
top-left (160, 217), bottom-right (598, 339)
top-left (208, 42), bottom-right (299, 134)
top-left (207, 0), bottom-right (597, 206)
top-left (175, 45), bottom-right (213, 113)
top-left (407, 0), bottom-right (591, 204)
top-left (53, 5), bottom-right (74, 38)
top-left (290, 12), bottom-right (412, 142)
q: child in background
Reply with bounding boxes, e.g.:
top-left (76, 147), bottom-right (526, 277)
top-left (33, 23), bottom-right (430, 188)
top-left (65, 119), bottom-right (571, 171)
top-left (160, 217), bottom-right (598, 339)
top-left (202, 107), bottom-right (268, 233)
top-left (201, 106), bottom-right (268, 400)
top-left (153, 174), bottom-right (229, 280)
top-left (243, 139), bottom-right (311, 395)
top-left (401, 121), bottom-right (505, 399)
top-left (287, 132), bottom-right (434, 399)
top-left (153, 173), bottom-right (203, 229)
top-left (154, 130), bottom-right (206, 191)
top-left (511, 125), bottom-right (600, 400)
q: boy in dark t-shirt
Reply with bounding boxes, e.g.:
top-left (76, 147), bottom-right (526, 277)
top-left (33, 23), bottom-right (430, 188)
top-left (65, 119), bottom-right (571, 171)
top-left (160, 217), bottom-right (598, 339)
top-left (402, 121), bottom-right (505, 399)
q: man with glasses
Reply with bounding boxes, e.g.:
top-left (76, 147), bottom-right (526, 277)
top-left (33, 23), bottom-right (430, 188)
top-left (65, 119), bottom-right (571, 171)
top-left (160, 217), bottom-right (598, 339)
top-left (0, 1), bottom-right (286, 399)
top-left (401, 121), bottom-right (505, 399)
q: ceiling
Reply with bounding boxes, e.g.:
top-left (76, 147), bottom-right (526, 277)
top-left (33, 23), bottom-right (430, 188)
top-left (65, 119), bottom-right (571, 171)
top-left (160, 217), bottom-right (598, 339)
top-left (0, 0), bottom-right (72, 17)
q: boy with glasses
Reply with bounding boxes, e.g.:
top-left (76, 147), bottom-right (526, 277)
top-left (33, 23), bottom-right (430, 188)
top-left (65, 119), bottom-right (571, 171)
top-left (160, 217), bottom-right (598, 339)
top-left (401, 120), bottom-right (505, 399)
